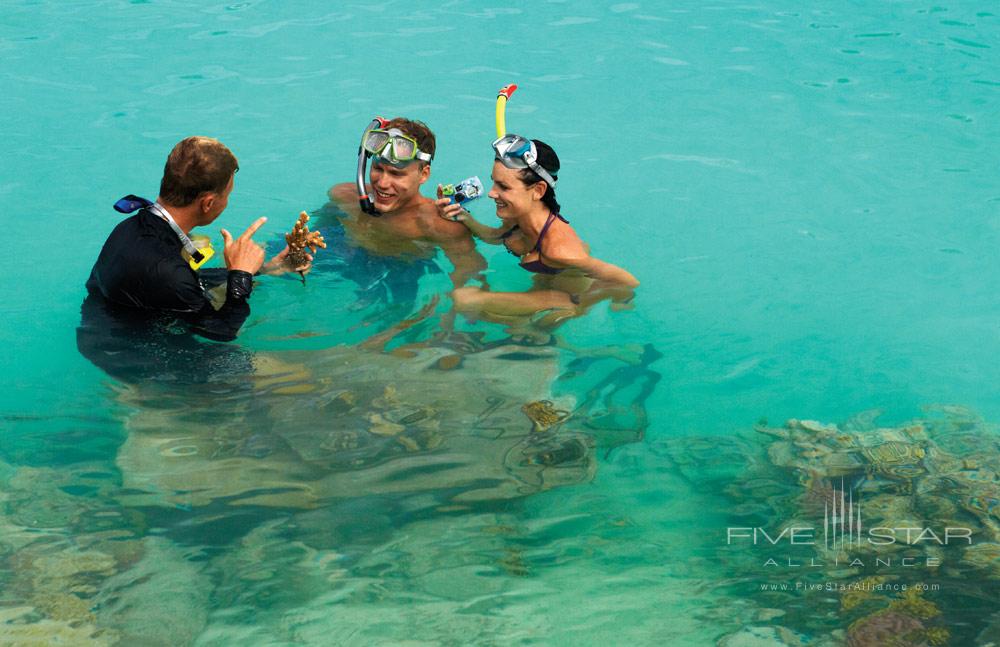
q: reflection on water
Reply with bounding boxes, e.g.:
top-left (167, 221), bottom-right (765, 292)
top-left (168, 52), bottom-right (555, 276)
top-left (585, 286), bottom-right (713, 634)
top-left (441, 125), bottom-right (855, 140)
top-left (2, 324), bottom-right (659, 644)
top-left (117, 341), bottom-right (599, 509)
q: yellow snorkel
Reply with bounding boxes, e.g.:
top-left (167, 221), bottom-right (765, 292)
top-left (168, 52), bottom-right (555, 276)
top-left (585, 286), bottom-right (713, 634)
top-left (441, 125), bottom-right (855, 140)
top-left (495, 84), bottom-right (517, 138)
top-left (491, 84), bottom-right (559, 188)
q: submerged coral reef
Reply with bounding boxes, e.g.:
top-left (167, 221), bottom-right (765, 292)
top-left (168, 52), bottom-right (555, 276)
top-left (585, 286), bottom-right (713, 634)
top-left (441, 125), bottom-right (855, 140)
top-left (662, 406), bottom-right (1000, 646)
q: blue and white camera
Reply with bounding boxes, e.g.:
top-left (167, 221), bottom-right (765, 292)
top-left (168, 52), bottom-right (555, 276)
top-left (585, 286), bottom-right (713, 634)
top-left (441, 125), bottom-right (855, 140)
top-left (441, 176), bottom-right (484, 206)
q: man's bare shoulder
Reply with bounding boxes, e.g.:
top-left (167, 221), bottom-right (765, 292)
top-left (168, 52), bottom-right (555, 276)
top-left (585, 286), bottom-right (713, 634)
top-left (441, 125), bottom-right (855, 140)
top-left (413, 200), bottom-right (473, 242)
top-left (328, 182), bottom-right (358, 205)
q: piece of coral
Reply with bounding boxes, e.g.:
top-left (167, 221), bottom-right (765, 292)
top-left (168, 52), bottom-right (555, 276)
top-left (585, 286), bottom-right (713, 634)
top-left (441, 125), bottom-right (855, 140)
top-left (285, 211), bottom-right (326, 267)
top-left (840, 577), bottom-right (889, 612)
top-left (521, 400), bottom-right (570, 433)
top-left (847, 610), bottom-right (924, 647)
top-left (888, 588), bottom-right (941, 621)
top-left (0, 605), bottom-right (113, 646)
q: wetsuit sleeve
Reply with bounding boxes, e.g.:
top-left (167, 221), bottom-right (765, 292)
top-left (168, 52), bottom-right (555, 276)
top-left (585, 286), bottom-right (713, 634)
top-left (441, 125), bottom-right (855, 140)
top-left (197, 267), bottom-right (231, 287)
top-left (184, 270), bottom-right (255, 342)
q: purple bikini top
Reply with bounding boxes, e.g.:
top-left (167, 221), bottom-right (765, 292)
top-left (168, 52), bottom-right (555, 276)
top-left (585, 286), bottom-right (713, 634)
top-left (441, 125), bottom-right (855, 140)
top-left (501, 212), bottom-right (569, 275)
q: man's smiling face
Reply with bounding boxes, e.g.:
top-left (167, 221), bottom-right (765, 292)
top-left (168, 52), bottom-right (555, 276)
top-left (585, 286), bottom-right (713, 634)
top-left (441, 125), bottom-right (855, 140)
top-left (369, 158), bottom-right (430, 214)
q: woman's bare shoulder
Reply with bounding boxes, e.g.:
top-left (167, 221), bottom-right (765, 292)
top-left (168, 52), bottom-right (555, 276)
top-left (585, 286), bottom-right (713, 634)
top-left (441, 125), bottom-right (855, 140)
top-left (542, 222), bottom-right (589, 264)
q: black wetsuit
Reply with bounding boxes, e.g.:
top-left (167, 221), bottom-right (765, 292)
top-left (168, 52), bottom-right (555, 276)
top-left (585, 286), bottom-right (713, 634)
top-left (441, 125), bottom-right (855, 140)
top-left (78, 207), bottom-right (254, 383)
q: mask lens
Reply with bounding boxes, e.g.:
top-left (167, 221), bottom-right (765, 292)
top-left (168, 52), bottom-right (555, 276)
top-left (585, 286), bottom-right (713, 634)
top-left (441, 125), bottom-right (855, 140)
top-left (508, 136), bottom-right (531, 158)
top-left (389, 135), bottom-right (416, 161)
top-left (493, 135), bottom-right (529, 169)
top-left (492, 135), bottom-right (515, 157)
top-left (363, 130), bottom-right (390, 155)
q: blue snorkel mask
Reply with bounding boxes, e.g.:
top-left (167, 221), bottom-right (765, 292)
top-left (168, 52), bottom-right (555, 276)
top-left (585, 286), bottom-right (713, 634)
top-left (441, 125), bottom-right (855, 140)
top-left (492, 134), bottom-right (558, 188)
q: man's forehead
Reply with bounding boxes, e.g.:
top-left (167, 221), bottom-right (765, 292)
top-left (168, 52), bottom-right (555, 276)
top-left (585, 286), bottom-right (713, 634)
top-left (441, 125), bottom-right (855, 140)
top-left (372, 158), bottom-right (424, 173)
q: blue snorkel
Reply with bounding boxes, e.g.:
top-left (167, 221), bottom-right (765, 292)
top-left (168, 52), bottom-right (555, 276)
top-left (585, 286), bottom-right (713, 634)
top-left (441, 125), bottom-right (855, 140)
top-left (357, 116), bottom-right (388, 216)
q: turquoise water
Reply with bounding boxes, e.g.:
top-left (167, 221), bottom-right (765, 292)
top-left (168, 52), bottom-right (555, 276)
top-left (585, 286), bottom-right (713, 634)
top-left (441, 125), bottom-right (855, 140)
top-left (2, 1), bottom-right (1000, 644)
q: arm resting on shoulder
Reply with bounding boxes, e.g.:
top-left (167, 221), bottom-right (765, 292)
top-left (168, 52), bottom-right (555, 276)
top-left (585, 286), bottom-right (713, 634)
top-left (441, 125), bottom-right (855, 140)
top-left (459, 214), bottom-right (511, 244)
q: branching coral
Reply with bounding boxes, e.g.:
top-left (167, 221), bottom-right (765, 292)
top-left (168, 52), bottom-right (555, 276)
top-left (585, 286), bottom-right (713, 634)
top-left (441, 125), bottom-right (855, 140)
top-left (285, 211), bottom-right (326, 270)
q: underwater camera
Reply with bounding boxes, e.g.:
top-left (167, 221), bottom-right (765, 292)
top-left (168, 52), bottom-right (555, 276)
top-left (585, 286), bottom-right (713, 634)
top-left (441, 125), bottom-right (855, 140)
top-left (442, 176), bottom-right (484, 205)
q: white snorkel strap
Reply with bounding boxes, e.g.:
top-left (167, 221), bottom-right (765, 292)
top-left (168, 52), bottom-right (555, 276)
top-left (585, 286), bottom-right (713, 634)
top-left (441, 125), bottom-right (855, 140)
top-left (112, 194), bottom-right (214, 270)
top-left (149, 202), bottom-right (215, 269)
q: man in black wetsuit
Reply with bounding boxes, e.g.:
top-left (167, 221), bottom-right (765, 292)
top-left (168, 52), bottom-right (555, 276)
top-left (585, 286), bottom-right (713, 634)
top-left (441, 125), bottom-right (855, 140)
top-left (78, 136), bottom-right (307, 382)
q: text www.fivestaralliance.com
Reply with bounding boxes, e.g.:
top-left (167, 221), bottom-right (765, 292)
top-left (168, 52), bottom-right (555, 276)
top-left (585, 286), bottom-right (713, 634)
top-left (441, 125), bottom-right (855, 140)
top-left (759, 582), bottom-right (940, 592)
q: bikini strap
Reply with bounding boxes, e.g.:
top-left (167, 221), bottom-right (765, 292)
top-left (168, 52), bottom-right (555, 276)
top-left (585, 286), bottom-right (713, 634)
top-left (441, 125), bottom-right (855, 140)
top-left (532, 212), bottom-right (562, 253)
top-left (500, 225), bottom-right (520, 240)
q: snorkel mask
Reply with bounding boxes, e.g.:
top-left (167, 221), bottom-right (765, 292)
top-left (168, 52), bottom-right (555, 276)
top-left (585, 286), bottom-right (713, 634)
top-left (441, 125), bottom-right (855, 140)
top-left (492, 135), bottom-right (558, 188)
top-left (364, 128), bottom-right (433, 165)
top-left (355, 118), bottom-right (434, 215)
top-left (491, 84), bottom-right (558, 188)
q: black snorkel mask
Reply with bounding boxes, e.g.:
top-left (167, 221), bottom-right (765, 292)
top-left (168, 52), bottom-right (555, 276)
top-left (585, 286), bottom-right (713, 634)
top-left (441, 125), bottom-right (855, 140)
top-left (356, 116), bottom-right (388, 216)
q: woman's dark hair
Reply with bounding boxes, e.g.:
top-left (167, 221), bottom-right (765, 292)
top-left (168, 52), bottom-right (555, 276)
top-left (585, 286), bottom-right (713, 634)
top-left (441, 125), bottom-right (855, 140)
top-left (517, 139), bottom-right (561, 214)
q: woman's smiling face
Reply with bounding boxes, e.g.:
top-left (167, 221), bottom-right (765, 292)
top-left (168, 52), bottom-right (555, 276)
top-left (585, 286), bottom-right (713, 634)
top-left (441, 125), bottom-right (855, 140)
top-left (488, 161), bottom-right (543, 221)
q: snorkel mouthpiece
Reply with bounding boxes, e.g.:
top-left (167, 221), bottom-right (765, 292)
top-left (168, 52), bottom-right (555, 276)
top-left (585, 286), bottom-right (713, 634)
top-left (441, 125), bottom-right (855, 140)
top-left (495, 84), bottom-right (517, 139)
top-left (357, 116), bottom-right (388, 216)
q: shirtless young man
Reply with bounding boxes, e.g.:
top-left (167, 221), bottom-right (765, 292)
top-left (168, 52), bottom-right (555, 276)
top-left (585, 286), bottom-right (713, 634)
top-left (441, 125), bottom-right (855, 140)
top-left (327, 117), bottom-right (485, 288)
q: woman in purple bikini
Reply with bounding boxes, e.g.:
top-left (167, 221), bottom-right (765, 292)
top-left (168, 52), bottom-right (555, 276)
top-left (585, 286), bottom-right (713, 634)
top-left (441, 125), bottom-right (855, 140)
top-left (435, 135), bottom-right (639, 332)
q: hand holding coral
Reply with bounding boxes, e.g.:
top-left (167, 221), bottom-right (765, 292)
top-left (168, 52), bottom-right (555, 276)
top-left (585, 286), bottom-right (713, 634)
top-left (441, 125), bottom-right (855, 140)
top-left (260, 212), bottom-right (325, 277)
top-left (285, 211), bottom-right (326, 266)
